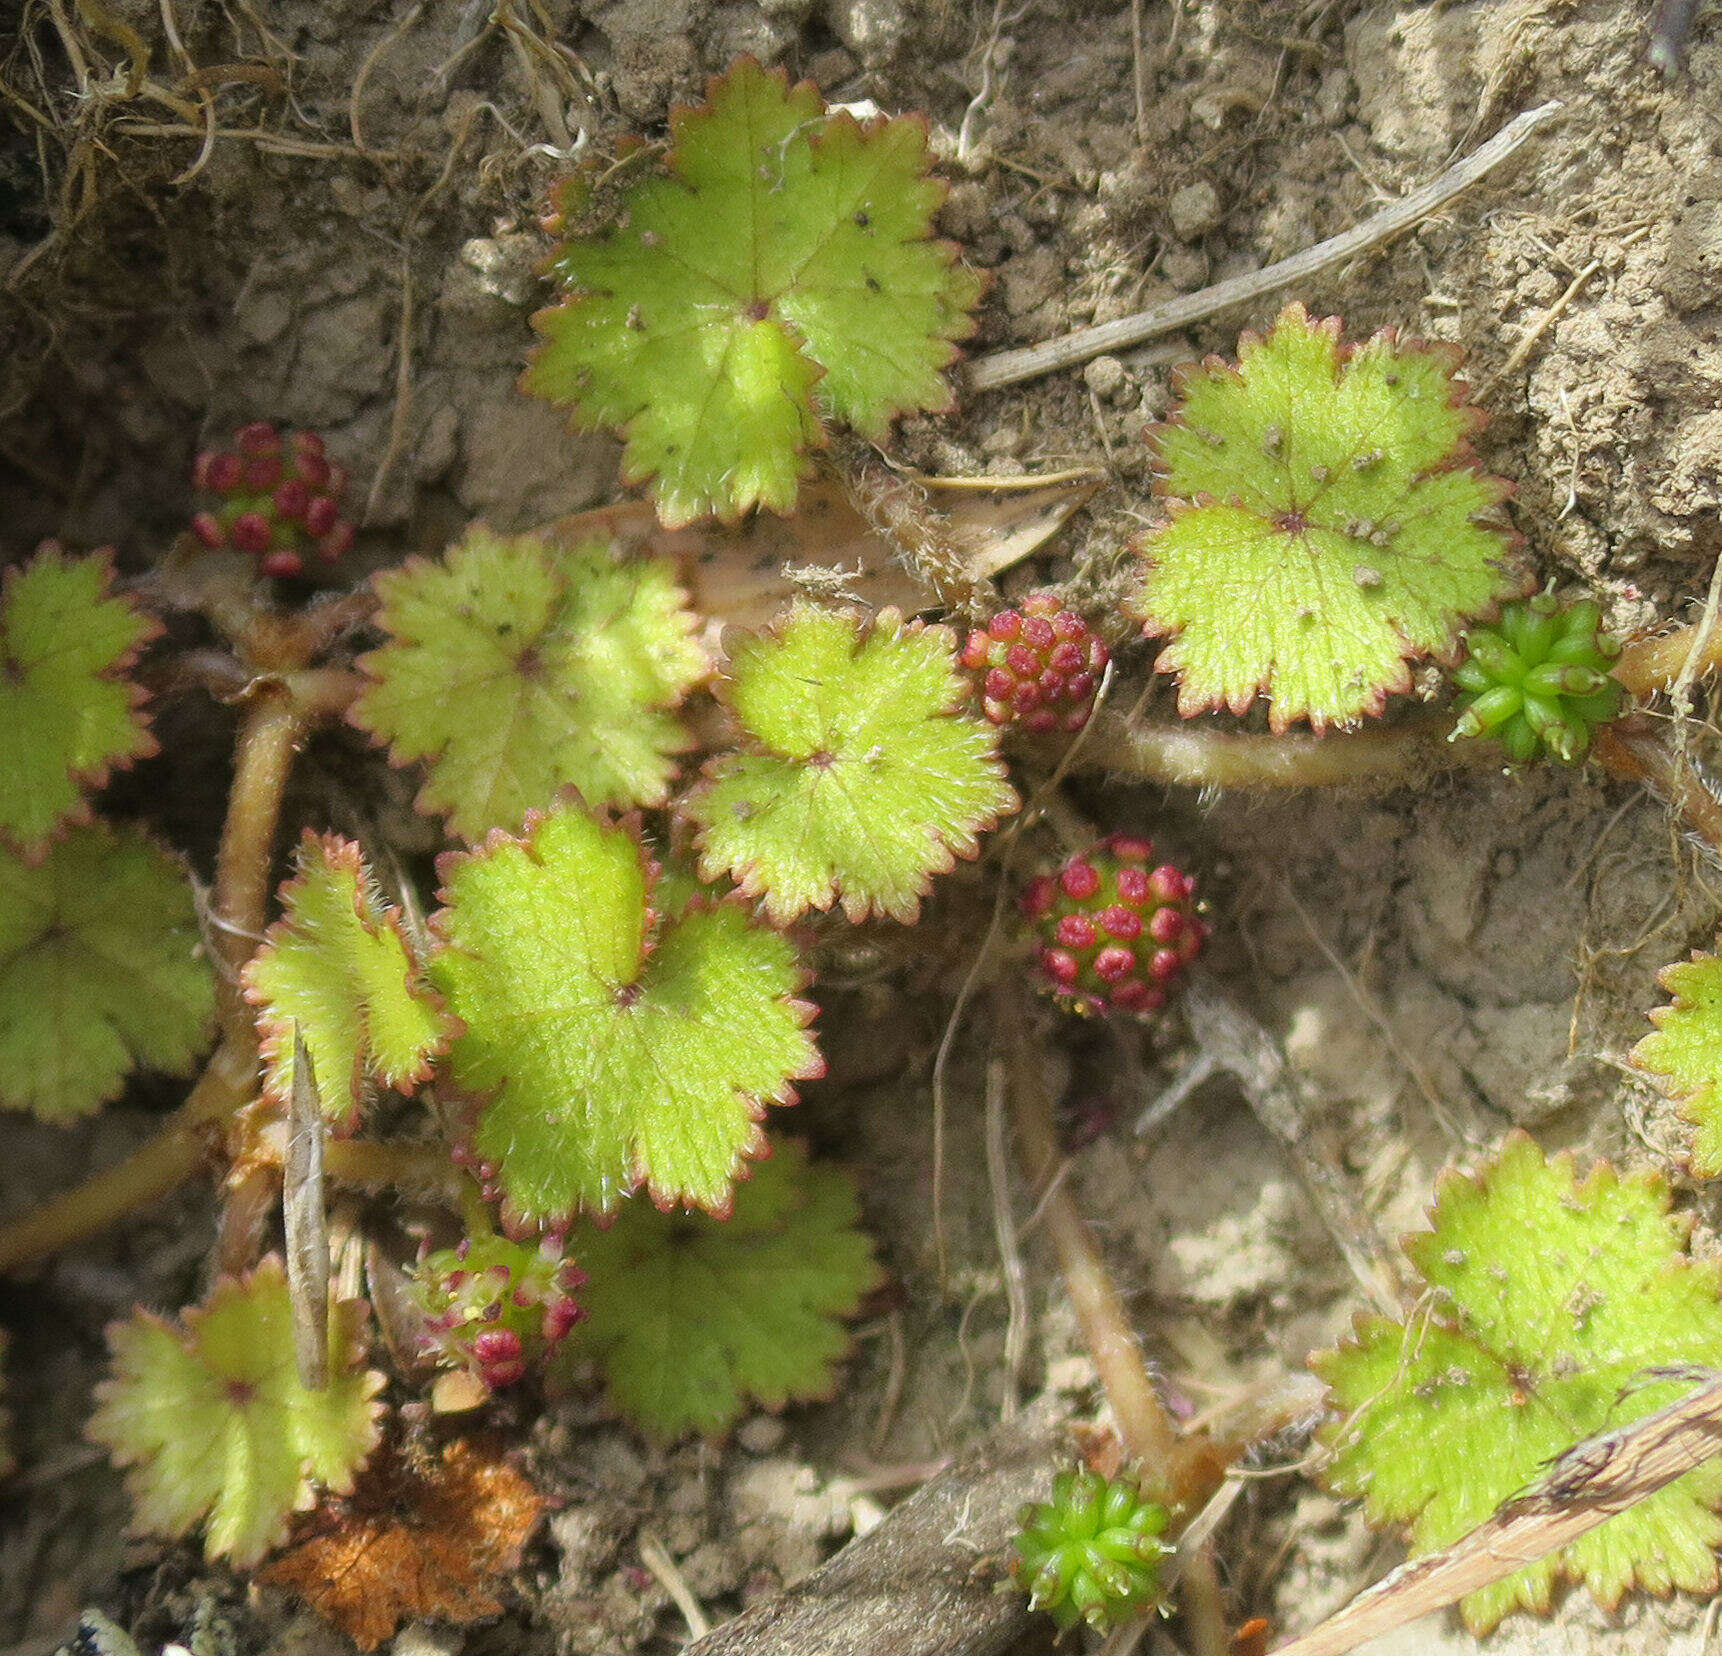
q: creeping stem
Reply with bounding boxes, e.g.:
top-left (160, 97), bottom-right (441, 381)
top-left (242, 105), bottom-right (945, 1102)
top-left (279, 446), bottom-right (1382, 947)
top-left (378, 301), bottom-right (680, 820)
top-left (0, 661), bottom-right (357, 1274)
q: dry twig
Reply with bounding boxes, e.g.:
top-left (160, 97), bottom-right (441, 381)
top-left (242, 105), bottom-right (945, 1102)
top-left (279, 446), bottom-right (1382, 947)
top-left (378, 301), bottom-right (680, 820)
top-left (965, 101), bottom-right (1562, 393)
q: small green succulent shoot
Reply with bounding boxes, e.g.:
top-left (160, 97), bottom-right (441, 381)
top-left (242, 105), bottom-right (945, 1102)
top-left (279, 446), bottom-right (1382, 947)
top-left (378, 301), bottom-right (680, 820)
top-left (351, 526), bottom-right (706, 842)
top-left (242, 832), bottom-right (457, 1133)
top-left (1634, 947), bottom-right (1722, 1177)
top-left (567, 1137), bottom-right (881, 1441)
top-left (430, 794), bottom-right (821, 1229)
top-left (1011, 1467), bottom-right (1173, 1632)
top-left (1450, 594), bottom-right (1624, 762)
top-left (1313, 1132), bottom-right (1722, 1633)
top-left (87, 1258), bottom-right (384, 1567)
top-left (523, 56), bottom-right (983, 526)
top-left (1, 543), bottom-right (159, 860)
top-left (682, 601), bottom-right (1018, 923)
top-left (1130, 303), bottom-right (1526, 730)
top-left (0, 821), bottom-right (215, 1122)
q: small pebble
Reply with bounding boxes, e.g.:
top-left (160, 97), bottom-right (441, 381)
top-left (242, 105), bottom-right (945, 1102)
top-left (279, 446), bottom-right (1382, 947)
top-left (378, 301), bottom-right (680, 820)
top-left (1161, 246), bottom-right (1210, 291)
top-left (738, 1414), bottom-right (788, 1455)
top-left (1083, 355), bottom-right (1129, 403)
top-left (1168, 181), bottom-right (1221, 241)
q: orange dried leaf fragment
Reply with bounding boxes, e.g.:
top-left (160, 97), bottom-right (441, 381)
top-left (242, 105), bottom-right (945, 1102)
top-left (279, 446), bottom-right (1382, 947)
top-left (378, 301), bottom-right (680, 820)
top-left (261, 1437), bottom-right (546, 1650)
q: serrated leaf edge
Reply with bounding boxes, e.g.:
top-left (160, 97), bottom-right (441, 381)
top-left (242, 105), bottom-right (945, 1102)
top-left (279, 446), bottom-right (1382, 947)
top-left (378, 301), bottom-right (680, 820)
top-left (348, 529), bottom-right (705, 827)
top-left (1129, 303), bottom-right (1529, 731)
top-left (580, 1137), bottom-right (884, 1442)
top-left (430, 795), bottom-right (824, 1233)
top-left (90, 1257), bottom-right (386, 1560)
top-left (522, 57), bottom-right (982, 528)
top-left (0, 819), bottom-right (218, 1122)
top-left (1312, 1130), bottom-right (1719, 1626)
top-left (683, 604), bottom-right (1017, 924)
top-left (3, 543), bottom-right (163, 863)
top-left (241, 828), bottom-right (458, 1133)
top-left (1633, 949), bottom-right (1722, 1177)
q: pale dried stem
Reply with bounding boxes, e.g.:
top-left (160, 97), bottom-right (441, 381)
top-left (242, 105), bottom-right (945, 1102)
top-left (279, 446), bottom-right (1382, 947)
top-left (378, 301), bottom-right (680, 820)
top-left (996, 982), bottom-right (1180, 1477)
top-left (966, 101), bottom-right (1562, 393)
top-left (1612, 615), bottom-right (1722, 700)
top-left (1593, 719), bottom-right (1722, 861)
top-left (1064, 706), bottom-right (1477, 790)
top-left (213, 686), bottom-right (308, 1039)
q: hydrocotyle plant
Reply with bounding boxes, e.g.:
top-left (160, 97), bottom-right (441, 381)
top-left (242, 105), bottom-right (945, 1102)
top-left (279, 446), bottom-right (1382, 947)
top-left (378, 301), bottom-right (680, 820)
top-left (565, 1137), bottom-right (881, 1440)
top-left (431, 797), bottom-right (822, 1226)
top-left (523, 57), bottom-right (982, 526)
top-left (350, 525), bottom-right (706, 841)
top-left (88, 1258), bottom-right (384, 1567)
top-left (1312, 1133), bottom-right (1722, 1631)
top-left (1130, 303), bottom-right (1525, 731)
top-left (0, 543), bottom-right (158, 859)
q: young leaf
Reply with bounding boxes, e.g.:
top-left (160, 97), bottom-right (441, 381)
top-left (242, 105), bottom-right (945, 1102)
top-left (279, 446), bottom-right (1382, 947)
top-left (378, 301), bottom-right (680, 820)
top-left (681, 602), bottom-right (1017, 923)
top-left (1131, 304), bottom-right (1524, 730)
top-left (523, 57), bottom-right (982, 526)
top-left (0, 821), bottom-right (215, 1122)
top-left (430, 798), bottom-right (821, 1227)
top-left (243, 833), bottom-right (456, 1133)
top-left (568, 1138), bottom-right (880, 1441)
top-left (260, 1438), bottom-right (546, 1652)
top-left (87, 1257), bottom-right (384, 1568)
top-left (1, 544), bottom-right (158, 859)
top-left (1635, 950), bottom-right (1722, 1176)
top-left (351, 527), bottom-right (706, 842)
top-left (1312, 1132), bottom-right (1722, 1633)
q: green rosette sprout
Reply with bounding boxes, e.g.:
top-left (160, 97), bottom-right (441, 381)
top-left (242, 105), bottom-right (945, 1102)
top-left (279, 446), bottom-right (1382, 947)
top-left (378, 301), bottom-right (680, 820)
top-left (1012, 1467), bottom-right (1172, 1632)
top-left (1451, 595), bottom-right (1623, 762)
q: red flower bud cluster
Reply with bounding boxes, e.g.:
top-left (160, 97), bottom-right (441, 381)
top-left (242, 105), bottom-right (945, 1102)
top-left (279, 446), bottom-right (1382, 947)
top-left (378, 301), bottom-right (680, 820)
top-left (191, 421), bottom-right (353, 578)
top-left (408, 1232), bottom-right (584, 1391)
top-left (1022, 835), bottom-right (1206, 1017)
top-left (960, 593), bottom-right (1106, 734)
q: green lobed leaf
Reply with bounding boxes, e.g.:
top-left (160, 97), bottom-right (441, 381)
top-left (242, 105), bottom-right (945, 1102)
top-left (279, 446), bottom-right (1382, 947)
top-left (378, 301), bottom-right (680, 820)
top-left (0, 544), bottom-right (158, 859)
top-left (523, 57), bottom-right (983, 526)
top-left (0, 821), bottom-right (215, 1122)
top-left (682, 602), bottom-right (1017, 923)
top-left (1635, 950), bottom-right (1722, 1177)
top-left (1312, 1132), bottom-right (1722, 1632)
top-left (351, 526), bottom-right (706, 842)
top-left (1131, 304), bottom-right (1524, 731)
top-left (243, 833), bottom-right (456, 1133)
top-left (430, 797), bottom-right (821, 1227)
top-left (87, 1258), bottom-right (384, 1567)
top-left (568, 1138), bottom-right (880, 1440)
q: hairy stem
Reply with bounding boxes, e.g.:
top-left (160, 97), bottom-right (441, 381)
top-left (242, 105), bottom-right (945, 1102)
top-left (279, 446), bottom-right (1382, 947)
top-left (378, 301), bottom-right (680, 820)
top-left (0, 667), bottom-right (330, 1274)
top-left (1062, 706), bottom-right (1476, 790)
top-left (996, 981), bottom-right (1182, 1482)
top-left (212, 684), bottom-right (310, 1040)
